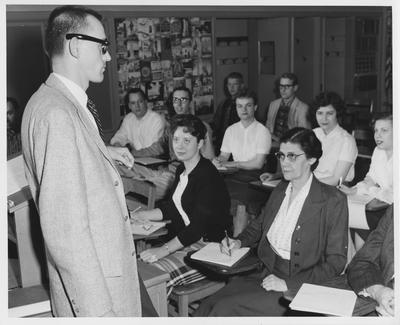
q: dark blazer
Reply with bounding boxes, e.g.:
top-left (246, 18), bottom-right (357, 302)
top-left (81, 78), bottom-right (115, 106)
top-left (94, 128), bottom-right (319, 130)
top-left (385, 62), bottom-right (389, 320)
top-left (160, 157), bottom-right (232, 246)
top-left (347, 205), bottom-right (394, 293)
top-left (237, 176), bottom-right (348, 291)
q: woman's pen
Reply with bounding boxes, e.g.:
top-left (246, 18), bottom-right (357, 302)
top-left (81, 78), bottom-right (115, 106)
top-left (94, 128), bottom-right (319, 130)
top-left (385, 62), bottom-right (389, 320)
top-left (129, 206), bottom-right (142, 219)
top-left (338, 177), bottom-right (343, 188)
top-left (225, 230), bottom-right (232, 257)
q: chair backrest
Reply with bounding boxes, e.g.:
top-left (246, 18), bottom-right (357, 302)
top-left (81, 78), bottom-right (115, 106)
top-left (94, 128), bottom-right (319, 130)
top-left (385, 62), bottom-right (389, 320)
top-left (125, 179), bottom-right (157, 211)
top-left (352, 128), bottom-right (374, 157)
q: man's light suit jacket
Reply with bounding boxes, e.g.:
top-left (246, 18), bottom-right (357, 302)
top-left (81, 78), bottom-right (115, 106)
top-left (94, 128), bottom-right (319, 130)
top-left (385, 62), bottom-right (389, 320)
top-left (21, 73), bottom-right (141, 317)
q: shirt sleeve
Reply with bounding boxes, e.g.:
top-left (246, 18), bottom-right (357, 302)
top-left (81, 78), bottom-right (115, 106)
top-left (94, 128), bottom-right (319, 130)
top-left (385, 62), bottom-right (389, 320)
top-left (110, 116), bottom-right (130, 146)
top-left (256, 125), bottom-right (271, 155)
top-left (220, 126), bottom-right (232, 154)
top-left (338, 134), bottom-right (358, 163)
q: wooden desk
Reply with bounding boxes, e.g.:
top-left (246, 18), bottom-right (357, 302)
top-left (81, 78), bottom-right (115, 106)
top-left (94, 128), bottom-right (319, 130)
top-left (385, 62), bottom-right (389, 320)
top-left (8, 262), bottom-right (170, 317)
top-left (8, 187), bottom-right (45, 288)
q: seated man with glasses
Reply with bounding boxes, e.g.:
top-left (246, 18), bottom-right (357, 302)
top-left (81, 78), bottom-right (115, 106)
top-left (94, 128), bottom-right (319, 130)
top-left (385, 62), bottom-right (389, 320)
top-left (265, 72), bottom-right (311, 149)
top-left (110, 87), bottom-right (166, 158)
top-left (121, 87), bottom-right (215, 200)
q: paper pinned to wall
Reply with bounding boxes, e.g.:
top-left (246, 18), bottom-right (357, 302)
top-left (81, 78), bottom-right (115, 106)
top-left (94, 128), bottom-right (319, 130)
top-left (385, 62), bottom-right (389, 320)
top-left (7, 154), bottom-right (28, 196)
top-left (289, 283), bottom-right (357, 316)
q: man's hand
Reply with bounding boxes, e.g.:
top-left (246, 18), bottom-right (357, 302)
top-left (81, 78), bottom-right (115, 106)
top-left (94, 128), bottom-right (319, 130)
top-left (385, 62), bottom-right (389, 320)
top-left (337, 184), bottom-right (357, 195)
top-left (369, 285), bottom-right (394, 316)
top-left (261, 274), bottom-right (288, 292)
top-left (107, 146), bottom-right (134, 168)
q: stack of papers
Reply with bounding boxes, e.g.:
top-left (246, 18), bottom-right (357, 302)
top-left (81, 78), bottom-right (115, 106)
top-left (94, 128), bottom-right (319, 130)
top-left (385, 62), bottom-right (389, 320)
top-left (131, 221), bottom-right (167, 235)
top-left (191, 242), bottom-right (250, 267)
top-left (289, 283), bottom-right (357, 316)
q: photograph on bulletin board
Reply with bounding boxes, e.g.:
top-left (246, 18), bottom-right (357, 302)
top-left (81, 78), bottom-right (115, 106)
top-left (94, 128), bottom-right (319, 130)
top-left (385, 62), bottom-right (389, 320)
top-left (115, 17), bottom-right (214, 117)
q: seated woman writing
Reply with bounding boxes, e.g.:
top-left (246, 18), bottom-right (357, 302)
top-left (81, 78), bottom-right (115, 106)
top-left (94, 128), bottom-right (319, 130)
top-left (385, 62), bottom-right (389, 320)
top-left (131, 114), bottom-right (232, 287)
top-left (339, 113), bottom-right (393, 247)
top-left (195, 127), bottom-right (348, 316)
top-left (260, 91), bottom-right (358, 187)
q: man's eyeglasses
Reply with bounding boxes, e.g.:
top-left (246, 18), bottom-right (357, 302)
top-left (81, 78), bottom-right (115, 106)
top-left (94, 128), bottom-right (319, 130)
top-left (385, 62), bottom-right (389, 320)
top-left (66, 33), bottom-right (110, 55)
top-left (173, 97), bottom-right (190, 104)
top-left (279, 84), bottom-right (294, 90)
top-left (275, 151), bottom-right (305, 162)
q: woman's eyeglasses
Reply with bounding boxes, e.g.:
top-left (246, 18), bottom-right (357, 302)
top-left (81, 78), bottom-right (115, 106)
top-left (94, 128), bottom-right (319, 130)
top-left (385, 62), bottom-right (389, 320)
top-left (275, 151), bottom-right (305, 162)
top-left (66, 33), bottom-right (110, 55)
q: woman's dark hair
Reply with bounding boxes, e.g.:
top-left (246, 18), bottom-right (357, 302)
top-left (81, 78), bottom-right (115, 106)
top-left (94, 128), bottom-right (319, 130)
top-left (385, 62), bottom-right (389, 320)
top-left (223, 72), bottom-right (244, 98)
top-left (166, 87), bottom-right (192, 117)
top-left (311, 92), bottom-right (345, 126)
top-left (45, 5), bottom-right (102, 58)
top-left (280, 127), bottom-right (322, 171)
top-left (170, 114), bottom-right (206, 143)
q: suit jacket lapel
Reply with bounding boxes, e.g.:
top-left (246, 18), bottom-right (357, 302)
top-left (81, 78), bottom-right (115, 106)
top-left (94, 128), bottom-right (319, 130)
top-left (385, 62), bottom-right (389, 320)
top-left (45, 74), bottom-right (116, 170)
top-left (297, 176), bottom-right (325, 226)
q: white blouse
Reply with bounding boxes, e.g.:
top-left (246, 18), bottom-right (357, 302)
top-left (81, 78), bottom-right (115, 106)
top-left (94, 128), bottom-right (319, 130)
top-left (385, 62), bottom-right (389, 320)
top-left (172, 172), bottom-right (190, 226)
top-left (267, 175), bottom-right (313, 260)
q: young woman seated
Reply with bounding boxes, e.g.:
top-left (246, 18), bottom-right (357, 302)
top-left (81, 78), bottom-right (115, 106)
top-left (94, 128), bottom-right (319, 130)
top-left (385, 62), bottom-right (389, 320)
top-left (339, 113), bottom-right (393, 245)
top-left (194, 127), bottom-right (348, 316)
top-left (131, 114), bottom-right (232, 287)
top-left (260, 91), bottom-right (357, 186)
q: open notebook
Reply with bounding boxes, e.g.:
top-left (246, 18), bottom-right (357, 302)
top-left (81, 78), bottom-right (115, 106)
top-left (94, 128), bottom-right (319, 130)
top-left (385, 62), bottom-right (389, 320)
top-left (191, 242), bottom-right (250, 267)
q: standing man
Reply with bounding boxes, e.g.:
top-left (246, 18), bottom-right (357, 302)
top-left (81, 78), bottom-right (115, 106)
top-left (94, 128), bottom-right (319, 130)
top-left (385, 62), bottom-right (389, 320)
top-left (110, 88), bottom-right (165, 158)
top-left (265, 72), bottom-right (310, 148)
top-left (21, 5), bottom-right (155, 317)
top-left (212, 72), bottom-right (244, 153)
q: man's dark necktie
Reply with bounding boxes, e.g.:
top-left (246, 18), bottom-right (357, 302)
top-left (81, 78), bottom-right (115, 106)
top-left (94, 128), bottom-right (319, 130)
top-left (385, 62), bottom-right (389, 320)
top-left (87, 98), bottom-right (105, 141)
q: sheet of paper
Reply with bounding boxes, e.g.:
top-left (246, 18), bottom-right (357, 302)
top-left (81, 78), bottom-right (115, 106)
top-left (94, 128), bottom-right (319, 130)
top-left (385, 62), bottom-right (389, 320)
top-left (262, 179), bottom-right (281, 187)
top-left (347, 195), bottom-right (370, 229)
top-left (289, 283), bottom-right (357, 317)
top-left (7, 154), bottom-right (28, 195)
top-left (191, 242), bottom-right (250, 267)
top-left (131, 221), bottom-right (167, 235)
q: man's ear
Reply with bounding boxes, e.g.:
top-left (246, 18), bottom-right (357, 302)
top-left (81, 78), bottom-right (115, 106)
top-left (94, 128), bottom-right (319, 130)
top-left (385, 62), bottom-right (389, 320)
top-left (254, 104), bottom-right (258, 111)
top-left (294, 85), bottom-right (299, 92)
top-left (68, 37), bottom-right (79, 59)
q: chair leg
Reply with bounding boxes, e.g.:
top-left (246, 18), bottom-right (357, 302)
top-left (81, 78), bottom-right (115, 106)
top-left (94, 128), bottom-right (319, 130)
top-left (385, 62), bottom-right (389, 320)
top-left (178, 295), bottom-right (189, 317)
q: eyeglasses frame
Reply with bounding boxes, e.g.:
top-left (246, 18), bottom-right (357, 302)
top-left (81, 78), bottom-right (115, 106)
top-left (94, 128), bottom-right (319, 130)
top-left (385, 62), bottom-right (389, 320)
top-left (275, 151), bottom-right (305, 162)
top-left (66, 33), bottom-right (110, 55)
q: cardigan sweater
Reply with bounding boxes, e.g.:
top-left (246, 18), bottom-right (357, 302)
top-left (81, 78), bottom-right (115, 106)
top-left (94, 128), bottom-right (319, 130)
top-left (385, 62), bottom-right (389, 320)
top-left (160, 157), bottom-right (232, 246)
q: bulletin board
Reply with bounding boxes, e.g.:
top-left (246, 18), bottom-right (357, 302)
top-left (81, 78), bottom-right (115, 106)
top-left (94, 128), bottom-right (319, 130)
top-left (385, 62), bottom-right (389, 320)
top-left (114, 17), bottom-right (214, 117)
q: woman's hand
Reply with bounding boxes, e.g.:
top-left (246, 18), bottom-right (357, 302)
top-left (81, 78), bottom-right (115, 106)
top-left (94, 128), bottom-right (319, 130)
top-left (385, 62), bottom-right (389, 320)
top-left (140, 246), bottom-right (169, 263)
top-left (337, 184), bottom-right (357, 195)
top-left (219, 237), bottom-right (241, 255)
top-left (261, 274), bottom-right (288, 292)
top-left (212, 157), bottom-right (222, 168)
top-left (130, 210), bottom-right (154, 224)
top-left (260, 172), bottom-right (273, 182)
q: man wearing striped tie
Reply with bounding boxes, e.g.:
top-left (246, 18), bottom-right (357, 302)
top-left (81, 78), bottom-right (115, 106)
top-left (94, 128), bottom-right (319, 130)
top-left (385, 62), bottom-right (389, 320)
top-left (21, 5), bottom-right (156, 317)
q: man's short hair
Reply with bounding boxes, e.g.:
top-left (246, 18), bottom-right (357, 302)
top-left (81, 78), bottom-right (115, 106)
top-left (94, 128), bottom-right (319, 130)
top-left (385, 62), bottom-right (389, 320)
top-left (236, 88), bottom-right (258, 106)
top-left (280, 72), bottom-right (298, 86)
top-left (45, 5), bottom-right (103, 58)
top-left (172, 86), bottom-right (192, 101)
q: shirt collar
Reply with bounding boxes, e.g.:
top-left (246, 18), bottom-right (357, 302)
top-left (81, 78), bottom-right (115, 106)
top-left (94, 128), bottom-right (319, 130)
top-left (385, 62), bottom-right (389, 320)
top-left (53, 72), bottom-right (88, 109)
top-left (286, 173), bottom-right (313, 196)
